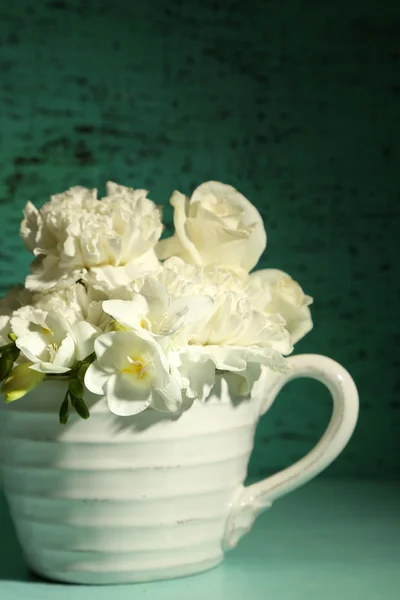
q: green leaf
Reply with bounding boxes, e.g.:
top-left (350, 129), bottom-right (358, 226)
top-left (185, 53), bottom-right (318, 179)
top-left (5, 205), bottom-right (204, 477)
top-left (0, 353), bottom-right (15, 381)
top-left (59, 392), bottom-right (70, 425)
top-left (9, 344), bottom-right (20, 362)
top-left (77, 352), bottom-right (96, 380)
top-left (83, 352), bottom-right (96, 365)
top-left (1, 342), bottom-right (20, 360)
top-left (78, 362), bottom-right (90, 379)
top-left (0, 343), bottom-right (21, 381)
top-left (70, 395), bottom-right (90, 420)
top-left (0, 342), bottom-right (15, 357)
top-left (68, 377), bottom-right (84, 398)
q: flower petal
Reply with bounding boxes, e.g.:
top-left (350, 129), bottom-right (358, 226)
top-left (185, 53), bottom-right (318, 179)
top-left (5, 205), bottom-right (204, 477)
top-left (178, 351), bottom-right (216, 401)
top-left (71, 321), bottom-right (101, 361)
top-left (29, 362), bottom-right (72, 374)
top-left (102, 297), bottom-right (149, 331)
top-left (152, 375), bottom-right (183, 412)
top-left (250, 269), bottom-right (313, 344)
top-left (11, 307), bottom-right (48, 338)
top-left (168, 295), bottom-right (213, 329)
top-left (25, 256), bottom-right (80, 292)
top-left (94, 330), bottom-right (152, 371)
top-left (53, 334), bottom-right (76, 368)
top-left (106, 373), bottom-right (152, 416)
top-left (20, 201), bottom-right (40, 253)
top-left (224, 363), bottom-right (262, 397)
top-left (16, 332), bottom-right (48, 362)
top-left (84, 360), bottom-right (110, 395)
top-left (170, 190), bottom-right (203, 264)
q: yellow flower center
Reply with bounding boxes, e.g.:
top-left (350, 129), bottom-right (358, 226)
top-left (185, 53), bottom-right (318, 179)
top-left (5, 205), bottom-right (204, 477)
top-left (121, 356), bottom-right (148, 379)
top-left (40, 326), bottom-right (52, 335)
top-left (111, 320), bottom-right (131, 332)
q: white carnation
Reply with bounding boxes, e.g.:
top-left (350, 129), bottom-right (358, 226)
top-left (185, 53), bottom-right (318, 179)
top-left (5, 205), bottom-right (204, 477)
top-left (21, 182), bottom-right (162, 292)
top-left (249, 269), bottom-right (313, 344)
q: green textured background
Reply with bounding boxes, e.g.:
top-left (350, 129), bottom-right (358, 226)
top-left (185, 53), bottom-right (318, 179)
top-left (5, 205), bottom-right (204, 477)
top-left (0, 0), bottom-right (399, 478)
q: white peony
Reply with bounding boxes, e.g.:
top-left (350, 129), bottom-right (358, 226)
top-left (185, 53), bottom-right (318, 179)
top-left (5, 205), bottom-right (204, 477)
top-left (84, 330), bottom-right (182, 416)
top-left (21, 182), bottom-right (162, 292)
top-left (156, 181), bottom-right (266, 274)
top-left (10, 306), bottom-right (100, 373)
top-left (249, 269), bottom-right (313, 344)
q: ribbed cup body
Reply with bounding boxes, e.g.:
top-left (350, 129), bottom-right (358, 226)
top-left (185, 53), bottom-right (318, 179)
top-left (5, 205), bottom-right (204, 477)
top-left (0, 379), bottom-right (262, 584)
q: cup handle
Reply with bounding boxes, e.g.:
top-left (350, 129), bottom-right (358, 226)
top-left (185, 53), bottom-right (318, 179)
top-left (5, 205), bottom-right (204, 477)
top-left (223, 353), bottom-right (359, 549)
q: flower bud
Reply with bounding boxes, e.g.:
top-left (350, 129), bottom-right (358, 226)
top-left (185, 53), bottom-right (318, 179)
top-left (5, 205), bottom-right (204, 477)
top-left (70, 395), bottom-right (90, 419)
top-left (1, 363), bottom-right (45, 403)
top-left (59, 392), bottom-right (70, 425)
top-left (68, 377), bottom-right (84, 399)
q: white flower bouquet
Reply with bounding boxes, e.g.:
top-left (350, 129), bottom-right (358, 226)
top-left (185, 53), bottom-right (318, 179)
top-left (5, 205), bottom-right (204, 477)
top-left (0, 181), bottom-right (313, 423)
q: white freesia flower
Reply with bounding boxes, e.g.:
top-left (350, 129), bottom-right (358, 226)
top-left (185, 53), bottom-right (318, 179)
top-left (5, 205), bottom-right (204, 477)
top-left (104, 277), bottom-right (213, 341)
top-left (156, 181), bottom-right (266, 273)
top-left (249, 269), bottom-right (313, 344)
top-left (10, 307), bottom-right (100, 373)
top-left (21, 182), bottom-right (162, 292)
top-left (84, 330), bottom-right (182, 415)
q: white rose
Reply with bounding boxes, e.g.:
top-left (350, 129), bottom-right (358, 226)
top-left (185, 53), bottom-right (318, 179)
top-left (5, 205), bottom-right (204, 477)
top-left (21, 182), bottom-right (162, 292)
top-left (11, 307), bottom-right (100, 374)
top-left (84, 330), bottom-right (182, 415)
top-left (156, 181), bottom-right (266, 273)
top-left (249, 269), bottom-right (313, 344)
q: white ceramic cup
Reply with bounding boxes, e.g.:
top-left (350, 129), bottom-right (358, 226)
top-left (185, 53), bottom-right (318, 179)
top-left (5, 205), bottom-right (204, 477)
top-left (0, 354), bottom-right (358, 584)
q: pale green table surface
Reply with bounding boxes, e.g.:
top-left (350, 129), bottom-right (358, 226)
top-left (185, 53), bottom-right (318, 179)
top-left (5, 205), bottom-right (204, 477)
top-left (0, 479), bottom-right (398, 600)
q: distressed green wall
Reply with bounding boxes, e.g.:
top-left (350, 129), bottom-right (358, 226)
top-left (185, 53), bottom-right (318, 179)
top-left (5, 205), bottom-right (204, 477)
top-left (0, 0), bottom-right (399, 478)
